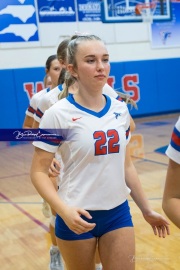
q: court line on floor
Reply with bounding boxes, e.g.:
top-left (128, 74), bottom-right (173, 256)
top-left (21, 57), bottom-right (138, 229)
top-left (0, 173), bottom-right (29, 180)
top-left (0, 192), bottom-right (49, 232)
top-left (0, 201), bottom-right (42, 204)
top-left (132, 156), bottom-right (168, 166)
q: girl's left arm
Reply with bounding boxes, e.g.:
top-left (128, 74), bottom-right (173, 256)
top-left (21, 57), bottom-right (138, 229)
top-left (125, 144), bottom-right (170, 238)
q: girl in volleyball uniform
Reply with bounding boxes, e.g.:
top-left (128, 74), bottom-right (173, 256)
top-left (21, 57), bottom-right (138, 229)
top-left (31, 34), bottom-right (169, 270)
top-left (33, 80), bottom-right (130, 270)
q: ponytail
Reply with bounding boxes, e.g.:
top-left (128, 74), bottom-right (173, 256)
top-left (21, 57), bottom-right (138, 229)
top-left (115, 90), bottom-right (138, 109)
top-left (58, 71), bottom-right (76, 100)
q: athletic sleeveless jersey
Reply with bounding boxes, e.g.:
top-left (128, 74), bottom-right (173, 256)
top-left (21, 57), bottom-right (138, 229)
top-left (34, 84), bottom-right (63, 123)
top-left (33, 94), bottom-right (131, 210)
top-left (166, 116), bottom-right (180, 164)
top-left (25, 88), bottom-right (50, 117)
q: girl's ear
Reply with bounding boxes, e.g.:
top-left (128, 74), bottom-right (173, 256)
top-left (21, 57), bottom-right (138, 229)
top-left (67, 64), bottom-right (78, 78)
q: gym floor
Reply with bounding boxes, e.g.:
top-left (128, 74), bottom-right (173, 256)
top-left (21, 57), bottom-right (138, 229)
top-left (0, 113), bottom-right (179, 270)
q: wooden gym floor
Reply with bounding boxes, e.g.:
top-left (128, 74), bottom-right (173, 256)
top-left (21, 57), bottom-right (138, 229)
top-left (0, 113), bottom-right (179, 270)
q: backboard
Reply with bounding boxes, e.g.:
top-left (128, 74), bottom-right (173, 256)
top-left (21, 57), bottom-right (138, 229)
top-left (101, 0), bottom-right (172, 23)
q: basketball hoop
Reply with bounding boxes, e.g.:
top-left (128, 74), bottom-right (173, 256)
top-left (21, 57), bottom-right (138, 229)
top-left (135, 1), bottom-right (157, 24)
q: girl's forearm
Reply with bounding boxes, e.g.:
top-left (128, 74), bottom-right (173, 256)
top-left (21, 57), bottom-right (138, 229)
top-left (31, 171), bottom-right (67, 216)
top-left (125, 163), bottom-right (152, 215)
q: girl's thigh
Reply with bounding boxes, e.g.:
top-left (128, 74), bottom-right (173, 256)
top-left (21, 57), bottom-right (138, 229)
top-left (56, 236), bottom-right (97, 270)
top-left (99, 227), bottom-right (135, 270)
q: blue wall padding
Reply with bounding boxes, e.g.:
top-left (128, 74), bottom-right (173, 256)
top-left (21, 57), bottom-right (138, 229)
top-left (0, 58), bottom-right (180, 128)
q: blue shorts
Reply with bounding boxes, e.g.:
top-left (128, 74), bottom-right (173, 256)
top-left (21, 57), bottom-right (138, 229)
top-left (55, 200), bottom-right (133, 240)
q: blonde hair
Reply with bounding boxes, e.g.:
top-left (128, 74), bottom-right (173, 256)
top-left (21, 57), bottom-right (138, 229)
top-left (56, 38), bottom-right (70, 86)
top-left (115, 90), bottom-right (138, 109)
top-left (57, 36), bottom-right (78, 100)
top-left (67, 34), bottom-right (102, 69)
top-left (59, 35), bottom-right (103, 99)
top-left (58, 71), bottom-right (76, 100)
top-left (58, 35), bottom-right (101, 100)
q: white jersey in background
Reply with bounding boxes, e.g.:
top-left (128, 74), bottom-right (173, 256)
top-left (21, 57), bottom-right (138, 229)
top-left (34, 84), bottom-right (63, 123)
top-left (33, 94), bottom-right (131, 210)
top-left (25, 87), bottom-right (50, 117)
top-left (103, 83), bottom-right (118, 98)
top-left (166, 116), bottom-right (180, 164)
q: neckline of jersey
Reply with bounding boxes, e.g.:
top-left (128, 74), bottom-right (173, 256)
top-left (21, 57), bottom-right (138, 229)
top-left (66, 94), bottom-right (111, 118)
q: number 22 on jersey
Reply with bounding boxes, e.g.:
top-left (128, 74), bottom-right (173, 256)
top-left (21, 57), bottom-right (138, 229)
top-left (93, 129), bottom-right (120, 155)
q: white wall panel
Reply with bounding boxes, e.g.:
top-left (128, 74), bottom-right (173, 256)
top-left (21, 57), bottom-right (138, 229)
top-left (0, 21), bottom-right (180, 69)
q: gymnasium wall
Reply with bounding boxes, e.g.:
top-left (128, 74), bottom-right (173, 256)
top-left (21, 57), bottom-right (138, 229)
top-left (1, 58), bottom-right (180, 128)
top-left (0, 0), bottom-right (180, 69)
top-left (0, 1), bottom-right (179, 128)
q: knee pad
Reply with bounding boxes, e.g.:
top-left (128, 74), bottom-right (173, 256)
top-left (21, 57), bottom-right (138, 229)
top-left (50, 215), bottom-right (56, 227)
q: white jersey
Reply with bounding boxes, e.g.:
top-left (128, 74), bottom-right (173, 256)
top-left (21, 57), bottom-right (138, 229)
top-left (25, 88), bottom-right (50, 117)
top-left (34, 83), bottom-right (121, 123)
top-left (166, 116), bottom-right (180, 164)
top-left (34, 84), bottom-right (63, 123)
top-left (33, 94), bottom-right (131, 210)
top-left (34, 83), bottom-right (125, 188)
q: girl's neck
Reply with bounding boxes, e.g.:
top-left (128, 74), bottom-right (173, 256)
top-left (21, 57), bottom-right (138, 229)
top-left (68, 82), bottom-right (78, 95)
top-left (50, 83), bottom-right (57, 90)
top-left (74, 91), bottom-right (106, 112)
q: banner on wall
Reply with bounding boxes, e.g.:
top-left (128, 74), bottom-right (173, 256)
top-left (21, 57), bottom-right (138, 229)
top-left (151, 2), bottom-right (180, 48)
top-left (37, 0), bottom-right (76, 22)
top-left (37, 0), bottom-right (101, 23)
top-left (0, 0), bottom-right (39, 42)
top-left (77, 0), bottom-right (101, 22)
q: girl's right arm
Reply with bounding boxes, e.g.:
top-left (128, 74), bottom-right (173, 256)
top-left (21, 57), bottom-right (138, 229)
top-left (30, 146), bottom-right (96, 234)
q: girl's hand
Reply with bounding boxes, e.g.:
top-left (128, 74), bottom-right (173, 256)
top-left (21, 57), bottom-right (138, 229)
top-left (48, 158), bottom-right (61, 177)
top-left (61, 205), bottom-right (96, 235)
top-left (143, 210), bottom-right (170, 238)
